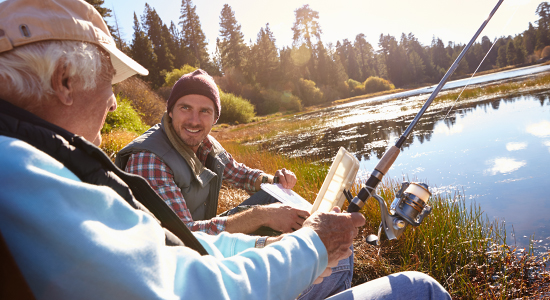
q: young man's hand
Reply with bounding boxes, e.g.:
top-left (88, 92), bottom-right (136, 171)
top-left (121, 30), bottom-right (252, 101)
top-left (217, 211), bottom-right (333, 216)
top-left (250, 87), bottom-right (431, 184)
top-left (274, 168), bottom-right (297, 189)
top-left (261, 203), bottom-right (310, 233)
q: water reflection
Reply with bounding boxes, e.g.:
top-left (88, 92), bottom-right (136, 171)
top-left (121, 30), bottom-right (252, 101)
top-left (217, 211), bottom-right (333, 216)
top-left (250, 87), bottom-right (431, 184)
top-left (485, 158), bottom-right (526, 175)
top-left (506, 142), bottom-right (527, 151)
top-left (526, 120), bottom-right (550, 137)
top-left (262, 93), bottom-right (549, 164)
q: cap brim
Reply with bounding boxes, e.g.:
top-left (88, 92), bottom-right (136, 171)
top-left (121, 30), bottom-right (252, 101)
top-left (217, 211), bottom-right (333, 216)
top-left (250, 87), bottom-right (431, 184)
top-left (100, 42), bottom-right (148, 84)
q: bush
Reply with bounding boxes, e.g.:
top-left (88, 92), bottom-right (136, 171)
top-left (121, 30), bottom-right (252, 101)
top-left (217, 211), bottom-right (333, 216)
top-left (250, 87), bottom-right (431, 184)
top-left (319, 85), bottom-right (340, 102)
top-left (217, 92), bottom-right (256, 125)
top-left (102, 96), bottom-right (149, 134)
top-left (295, 78), bottom-right (324, 106)
top-left (346, 78), bottom-right (362, 90)
top-left (214, 67), bottom-right (247, 96)
top-left (164, 64), bottom-right (198, 87)
top-left (113, 77), bottom-right (166, 126)
top-left (260, 89), bottom-right (303, 114)
top-left (279, 91), bottom-right (302, 112)
top-left (363, 76), bottom-right (395, 94)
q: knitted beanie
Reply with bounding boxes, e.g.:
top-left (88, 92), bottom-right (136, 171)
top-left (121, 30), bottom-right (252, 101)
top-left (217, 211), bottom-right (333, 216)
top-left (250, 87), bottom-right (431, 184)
top-left (166, 69), bottom-right (221, 121)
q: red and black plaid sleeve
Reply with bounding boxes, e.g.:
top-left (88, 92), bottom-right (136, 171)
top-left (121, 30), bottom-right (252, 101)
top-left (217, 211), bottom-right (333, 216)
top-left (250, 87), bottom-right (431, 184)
top-left (125, 151), bottom-right (227, 235)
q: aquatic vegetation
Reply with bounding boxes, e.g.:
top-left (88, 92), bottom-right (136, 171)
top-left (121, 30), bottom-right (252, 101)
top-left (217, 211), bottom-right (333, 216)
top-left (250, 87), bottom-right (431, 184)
top-left (435, 72), bottom-right (550, 103)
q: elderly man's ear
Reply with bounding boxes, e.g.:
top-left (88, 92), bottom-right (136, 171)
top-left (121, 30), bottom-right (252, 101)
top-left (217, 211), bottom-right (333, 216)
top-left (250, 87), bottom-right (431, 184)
top-left (51, 62), bottom-right (74, 106)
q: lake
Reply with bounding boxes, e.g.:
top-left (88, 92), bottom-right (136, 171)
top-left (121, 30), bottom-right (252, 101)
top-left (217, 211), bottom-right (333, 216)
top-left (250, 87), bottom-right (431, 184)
top-left (259, 67), bottom-right (550, 252)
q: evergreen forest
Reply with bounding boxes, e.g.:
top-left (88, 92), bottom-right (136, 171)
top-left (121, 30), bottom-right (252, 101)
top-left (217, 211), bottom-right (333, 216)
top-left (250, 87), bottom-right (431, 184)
top-left (87, 0), bottom-right (550, 116)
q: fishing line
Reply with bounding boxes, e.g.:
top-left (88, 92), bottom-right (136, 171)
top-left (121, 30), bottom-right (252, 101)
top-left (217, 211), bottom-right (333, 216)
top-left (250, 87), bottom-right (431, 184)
top-left (442, 1), bottom-right (522, 121)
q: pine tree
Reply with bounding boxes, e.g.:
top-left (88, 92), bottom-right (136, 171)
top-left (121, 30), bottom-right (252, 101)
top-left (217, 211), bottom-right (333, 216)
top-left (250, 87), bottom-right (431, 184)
top-left (84, 0), bottom-right (115, 35)
top-left (354, 34), bottom-right (376, 81)
top-left (217, 4), bottom-right (247, 73)
top-left (291, 4), bottom-right (322, 49)
top-left (111, 8), bottom-right (128, 53)
top-left (179, 0), bottom-right (212, 71)
top-left (249, 24), bottom-right (279, 88)
top-left (379, 34), bottom-right (408, 87)
top-left (536, 2), bottom-right (550, 50)
top-left (342, 39), bottom-right (361, 81)
top-left (408, 51), bottom-right (425, 84)
top-left (141, 4), bottom-right (174, 87)
top-left (130, 12), bottom-right (157, 81)
top-left (430, 37), bottom-right (450, 70)
top-left (169, 21), bottom-right (187, 69)
top-left (496, 39), bottom-right (509, 68)
top-left (313, 41), bottom-right (330, 86)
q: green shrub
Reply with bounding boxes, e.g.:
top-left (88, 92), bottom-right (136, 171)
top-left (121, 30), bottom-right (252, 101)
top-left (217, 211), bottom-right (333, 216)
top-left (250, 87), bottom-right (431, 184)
top-left (217, 92), bottom-right (256, 125)
top-left (279, 91), bottom-right (303, 112)
top-left (102, 96), bottom-right (149, 134)
top-left (259, 89), bottom-right (303, 114)
top-left (164, 64), bottom-right (198, 87)
top-left (295, 78), bottom-right (324, 106)
top-left (346, 78), bottom-right (362, 90)
top-left (113, 77), bottom-right (166, 126)
top-left (363, 76), bottom-right (395, 93)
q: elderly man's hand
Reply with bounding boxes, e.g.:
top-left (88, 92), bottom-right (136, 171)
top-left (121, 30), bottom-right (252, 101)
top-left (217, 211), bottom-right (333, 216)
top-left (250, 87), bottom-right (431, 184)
top-left (303, 207), bottom-right (365, 273)
top-left (261, 203), bottom-right (310, 233)
top-left (275, 168), bottom-right (297, 189)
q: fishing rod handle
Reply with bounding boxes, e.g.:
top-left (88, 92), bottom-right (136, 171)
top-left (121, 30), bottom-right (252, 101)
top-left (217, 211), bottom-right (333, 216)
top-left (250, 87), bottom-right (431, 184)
top-left (374, 146), bottom-right (400, 175)
top-left (347, 146), bottom-right (400, 212)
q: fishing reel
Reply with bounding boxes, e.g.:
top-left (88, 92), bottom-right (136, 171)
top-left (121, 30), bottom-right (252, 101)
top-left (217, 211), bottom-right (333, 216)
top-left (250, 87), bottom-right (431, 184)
top-left (345, 181), bottom-right (432, 246)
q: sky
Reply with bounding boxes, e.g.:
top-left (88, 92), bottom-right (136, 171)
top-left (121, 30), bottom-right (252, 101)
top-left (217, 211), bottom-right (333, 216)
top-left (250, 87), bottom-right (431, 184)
top-left (103, 0), bottom-right (541, 55)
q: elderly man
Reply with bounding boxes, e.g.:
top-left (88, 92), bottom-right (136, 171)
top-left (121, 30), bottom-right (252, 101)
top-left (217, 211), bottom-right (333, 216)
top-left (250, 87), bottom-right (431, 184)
top-left (0, 0), bottom-right (450, 299)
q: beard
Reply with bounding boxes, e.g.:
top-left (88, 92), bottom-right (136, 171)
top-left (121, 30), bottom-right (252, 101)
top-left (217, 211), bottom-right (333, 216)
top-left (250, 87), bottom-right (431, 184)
top-left (178, 123), bottom-right (206, 148)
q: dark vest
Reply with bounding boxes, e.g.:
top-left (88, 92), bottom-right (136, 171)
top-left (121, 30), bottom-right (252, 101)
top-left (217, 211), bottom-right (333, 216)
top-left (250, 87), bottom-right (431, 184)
top-left (115, 123), bottom-right (230, 221)
top-left (0, 99), bottom-right (208, 255)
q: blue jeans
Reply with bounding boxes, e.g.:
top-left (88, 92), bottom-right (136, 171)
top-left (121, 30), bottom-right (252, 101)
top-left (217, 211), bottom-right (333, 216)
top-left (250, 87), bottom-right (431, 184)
top-left (224, 190), bottom-right (354, 299)
top-left (326, 271), bottom-right (451, 300)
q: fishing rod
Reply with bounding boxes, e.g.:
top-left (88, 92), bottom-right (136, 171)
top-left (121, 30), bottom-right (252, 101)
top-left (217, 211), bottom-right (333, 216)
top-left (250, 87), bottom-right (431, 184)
top-left (345, 0), bottom-right (504, 245)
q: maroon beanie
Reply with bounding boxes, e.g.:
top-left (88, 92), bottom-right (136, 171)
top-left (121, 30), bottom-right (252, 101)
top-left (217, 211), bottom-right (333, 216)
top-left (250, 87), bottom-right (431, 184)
top-left (166, 69), bottom-right (221, 121)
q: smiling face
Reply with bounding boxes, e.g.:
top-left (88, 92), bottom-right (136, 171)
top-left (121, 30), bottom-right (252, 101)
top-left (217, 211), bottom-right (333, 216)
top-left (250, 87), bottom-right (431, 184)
top-left (169, 94), bottom-right (216, 153)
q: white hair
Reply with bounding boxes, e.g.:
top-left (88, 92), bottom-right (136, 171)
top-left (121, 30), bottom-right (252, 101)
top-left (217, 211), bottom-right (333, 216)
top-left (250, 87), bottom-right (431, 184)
top-left (0, 41), bottom-right (112, 100)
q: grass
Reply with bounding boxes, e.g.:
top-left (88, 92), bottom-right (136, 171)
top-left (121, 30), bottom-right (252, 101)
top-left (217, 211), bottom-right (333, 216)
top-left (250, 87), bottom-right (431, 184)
top-left (220, 141), bottom-right (329, 202)
top-left (212, 114), bottom-right (328, 144)
top-left (100, 130), bottom-right (140, 161)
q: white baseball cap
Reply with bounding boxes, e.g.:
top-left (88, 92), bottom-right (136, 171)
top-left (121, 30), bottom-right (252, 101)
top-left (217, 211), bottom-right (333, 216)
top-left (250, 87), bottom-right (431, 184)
top-left (0, 0), bottom-right (148, 84)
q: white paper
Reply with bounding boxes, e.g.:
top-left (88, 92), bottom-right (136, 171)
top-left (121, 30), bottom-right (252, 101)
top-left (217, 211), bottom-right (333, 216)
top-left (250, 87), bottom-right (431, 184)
top-left (261, 183), bottom-right (313, 212)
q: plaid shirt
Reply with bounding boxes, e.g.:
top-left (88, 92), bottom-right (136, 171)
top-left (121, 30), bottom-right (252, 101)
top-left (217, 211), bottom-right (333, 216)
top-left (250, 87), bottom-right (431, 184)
top-left (125, 137), bottom-right (262, 235)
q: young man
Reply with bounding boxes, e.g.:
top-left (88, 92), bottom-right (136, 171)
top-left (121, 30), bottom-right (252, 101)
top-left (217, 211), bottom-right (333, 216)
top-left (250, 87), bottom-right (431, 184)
top-left (0, 0), bottom-right (450, 299)
top-left (116, 69), bottom-right (308, 236)
top-left (116, 69), bottom-right (359, 299)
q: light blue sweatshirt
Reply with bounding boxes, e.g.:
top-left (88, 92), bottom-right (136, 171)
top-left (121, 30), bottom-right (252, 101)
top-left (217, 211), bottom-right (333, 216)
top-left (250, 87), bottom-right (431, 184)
top-left (0, 136), bottom-right (328, 299)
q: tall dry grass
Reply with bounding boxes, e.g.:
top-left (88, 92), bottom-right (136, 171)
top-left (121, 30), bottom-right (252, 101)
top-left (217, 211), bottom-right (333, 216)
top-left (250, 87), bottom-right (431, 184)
top-left (100, 130), bottom-right (140, 161)
top-left (220, 141), bottom-right (328, 203)
top-left (113, 76), bottom-right (166, 126)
